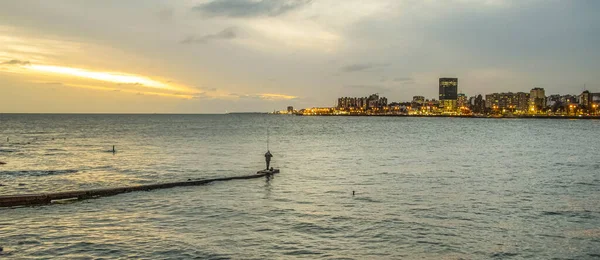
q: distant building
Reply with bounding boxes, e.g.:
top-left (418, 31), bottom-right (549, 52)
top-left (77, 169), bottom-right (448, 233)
top-left (515, 92), bottom-right (529, 112)
top-left (580, 91), bottom-right (592, 109)
top-left (412, 96), bottom-right (425, 104)
top-left (529, 87), bottom-right (546, 113)
top-left (547, 94), bottom-right (561, 107)
top-left (485, 93), bottom-right (499, 109)
top-left (337, 94), bottom-right (387, 111)
top-left (439, 78), bottom-right (458, 100)
top-left (338, 97), bottom-right (367, 110)
top-left (560, 95), bottom-right (578, 104)
top-left (484, 92), bottom-right (529, 113)
top-left (471, 95), bottom-right (485, 114)
top-left (457, 93), bottom-right (468, 108)
top-left (287, 106), bottom-right (294, 114)
top-left (592, 93), bottom-right (600, 115)
top-left (439, 78), bottom-right (458, 111)
top-left (592, 93), bottom-right (600, 103)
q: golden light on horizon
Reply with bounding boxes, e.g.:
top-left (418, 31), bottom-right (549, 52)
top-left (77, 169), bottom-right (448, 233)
top-left (25, 64), bottom-right (191, 92)
top-left (2, 60), bottom-right (300, 102)
top-left (61, 83), bottom-right (196, 99)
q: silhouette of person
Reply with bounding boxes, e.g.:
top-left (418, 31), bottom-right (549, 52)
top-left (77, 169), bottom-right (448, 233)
top-left (265, 150), bottom-right (273, 170)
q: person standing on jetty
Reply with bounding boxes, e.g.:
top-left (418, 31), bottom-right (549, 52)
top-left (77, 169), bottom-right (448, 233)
top-left (265, 150), bottom-right (273, 170)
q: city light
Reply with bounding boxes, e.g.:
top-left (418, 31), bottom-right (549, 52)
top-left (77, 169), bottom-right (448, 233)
top-left (280, 81), bottom-right (599, 118)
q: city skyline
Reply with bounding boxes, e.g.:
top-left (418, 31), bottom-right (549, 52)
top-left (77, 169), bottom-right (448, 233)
top-left (290, 77), bottom-right (600, 117)
top-left (1, 0), bottom-right (599, 113)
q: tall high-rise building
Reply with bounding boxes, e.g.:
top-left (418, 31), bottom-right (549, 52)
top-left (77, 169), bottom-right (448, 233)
top-left (529, 87), bottom-right (546, 113)
top-left (439, 78), bottom-right (458, 100)
top-left (580, 90), bottom-right (592, 109)
top-left (439, 78), bottom-right (458, 111)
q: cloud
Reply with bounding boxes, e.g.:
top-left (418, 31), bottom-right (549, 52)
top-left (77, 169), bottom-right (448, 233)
top-left (393, 77), bottom-right (414, 83)
top-left (192, 0), bottom-right (312, 18)
top-left (340, 63), bottom-right (390, 73)
top-left (344, 84), bottom-right (390, 94)
top-left (258, 93), bottom-right (298, 100)
top-left (181, 27), bottom-right (238, 44)
top-left (156, 7), bottom-right (174, 22)
top-left (231, 93), bottom-right (298, 100)
top-left (43, 82), bottom-right (63, 85)
top-left (60, 83), bottom-right (196, 99)
top-left (1, 59), bottom-right (30, 66)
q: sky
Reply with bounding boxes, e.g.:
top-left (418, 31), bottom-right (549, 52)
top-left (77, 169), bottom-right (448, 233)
top-left (0, 0), bottom-right (599, 113)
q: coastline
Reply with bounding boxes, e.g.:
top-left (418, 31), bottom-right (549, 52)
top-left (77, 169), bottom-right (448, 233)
top-left (292, 114), bottom-right (600, 120)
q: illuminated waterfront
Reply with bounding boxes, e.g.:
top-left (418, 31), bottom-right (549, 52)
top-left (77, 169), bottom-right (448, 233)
top-left (277, 79), bottom-right (600, 118)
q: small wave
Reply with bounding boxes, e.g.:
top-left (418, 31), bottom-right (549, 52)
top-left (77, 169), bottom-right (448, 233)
top-left (416, 240), bottom-right (442, 245)
top-left (0, 149), bottom-right (16, 153)
top-left (46, 148), bottom-right (66, 152)
top-left (1, 169), bottom-right (79, 177)
top-left (22, 131), bottom-right (49, 134)
top-left (331, 216), bottom-right (352, 221)
top-left (575, 182), bottom-right (597, 186)
top-left (283, 250), bottom-right (322, 256)
top-left (541, 210), bottom-right (595, 219)
top-left (491, 252), bottom-right (519, 258)
top-left (292, 222), bottom-right (339, 234)
top-left (542, 211), bottom-right (562, 216)
top-left (354, 197), bottom-right (381, 203)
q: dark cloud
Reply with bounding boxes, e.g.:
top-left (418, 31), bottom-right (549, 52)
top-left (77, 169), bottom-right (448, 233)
top-left (181, 27), bottom-right (237, 44)
top-left (1, 59), bottom-right (30, 66)
top-left (341, 63), bottom-right (390, 73)
top-left (192, 0), bottom-right (311, 18)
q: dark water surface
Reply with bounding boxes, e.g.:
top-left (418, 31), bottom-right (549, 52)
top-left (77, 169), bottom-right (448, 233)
top-left (1, 114), bottom-right (599, 259)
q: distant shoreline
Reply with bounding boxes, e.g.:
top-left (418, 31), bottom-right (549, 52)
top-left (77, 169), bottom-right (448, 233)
top-left (292, 114), bottom-right (600, 120)
top-left (0, 113), bottom-right (598, 119)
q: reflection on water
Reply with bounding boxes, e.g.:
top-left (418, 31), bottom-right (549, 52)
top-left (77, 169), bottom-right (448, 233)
top-left (0, 114), bottom-right (599, 259)
top-left (264, 175), bottom-right (273, 199)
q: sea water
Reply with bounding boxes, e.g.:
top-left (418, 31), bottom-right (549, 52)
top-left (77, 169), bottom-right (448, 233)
top-left (0, 114), bottom-right (599, 259)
